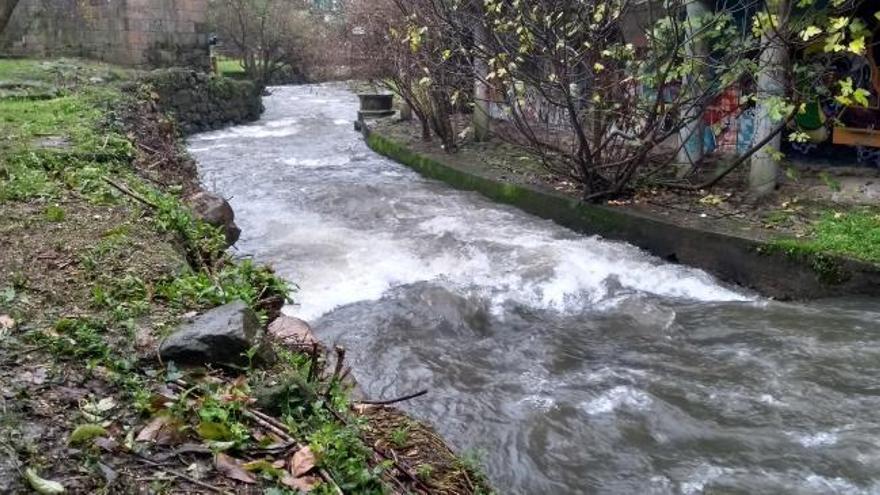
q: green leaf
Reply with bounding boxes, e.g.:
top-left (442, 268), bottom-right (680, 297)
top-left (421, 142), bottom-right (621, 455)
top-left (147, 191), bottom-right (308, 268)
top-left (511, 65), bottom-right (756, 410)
top-left (68, 424), bottom-right (107, 445)
top-left (848, 37), bottom-right (866, 55)
top-left (853, 88), bottom-right (871, 107)
top-left (197, 421), bottom-right (233, 441)
top-left (24, 468), bottom-right (66, 494)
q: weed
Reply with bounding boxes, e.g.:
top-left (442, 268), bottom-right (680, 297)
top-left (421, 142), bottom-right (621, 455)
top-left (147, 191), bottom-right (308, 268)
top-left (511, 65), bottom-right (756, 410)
top-left (156, 260), bottom-right (292, 315)
top-left (309, 421), bottom-right (386, 494)
top-left (390, 424), bottom-right (411, 448)
top-left (91, 275), bottom-right (150, 320)
top-left (43, 204), bottom-right (65, 222)
top-left (50, 318), bottom-right (110, 361)
top-left (416, 463), bottom-right (435, 480)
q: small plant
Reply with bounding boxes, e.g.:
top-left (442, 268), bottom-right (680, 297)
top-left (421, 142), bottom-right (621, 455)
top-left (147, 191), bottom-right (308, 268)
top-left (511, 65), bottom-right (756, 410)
top-left (416, 463), bottom-right (434, 480)
top-left (43, 204), bottom-right (65, 222)
top-left (156, 260), bottom-right (292, 315)
top-left (50, 318), bottom-right (110, 361)
top-left (390, 424), bottom-right (410, 448)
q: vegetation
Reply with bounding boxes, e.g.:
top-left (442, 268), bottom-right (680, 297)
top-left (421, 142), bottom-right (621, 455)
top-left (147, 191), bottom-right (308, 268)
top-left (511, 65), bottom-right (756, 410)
top-left (0, 58), bottom-right (491, 494)
top-left (348, 0), bottom-right (879, 200)
top-left (776, 208), bottom-right (880, 264)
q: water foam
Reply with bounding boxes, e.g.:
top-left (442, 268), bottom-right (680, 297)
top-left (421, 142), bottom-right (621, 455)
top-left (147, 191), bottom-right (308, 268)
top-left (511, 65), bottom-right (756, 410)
top-left (581, 386), bottom-right (653, 415)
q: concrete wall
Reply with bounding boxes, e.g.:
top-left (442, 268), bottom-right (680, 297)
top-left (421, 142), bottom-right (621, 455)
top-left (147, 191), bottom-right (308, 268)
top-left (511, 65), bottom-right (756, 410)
top-left (1, 0), bottom-right (210, 69)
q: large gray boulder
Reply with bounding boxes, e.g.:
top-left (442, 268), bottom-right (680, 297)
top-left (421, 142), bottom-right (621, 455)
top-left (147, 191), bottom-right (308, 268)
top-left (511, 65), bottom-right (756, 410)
top-left (186, 191), bottom-right (241, 246)
top-left (160, 301), bottom-right (271, 366)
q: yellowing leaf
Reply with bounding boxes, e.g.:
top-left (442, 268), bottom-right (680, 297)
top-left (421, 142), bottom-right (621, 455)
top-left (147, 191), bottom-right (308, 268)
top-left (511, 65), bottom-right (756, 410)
top-left (25, 468), bottom-right (66, 494)
top-left (800, 26), bottom-right (822, 41)
top-left (197, 421), bottom-right (234, 441)
top-left (68, 424), bottom-right (107, 445)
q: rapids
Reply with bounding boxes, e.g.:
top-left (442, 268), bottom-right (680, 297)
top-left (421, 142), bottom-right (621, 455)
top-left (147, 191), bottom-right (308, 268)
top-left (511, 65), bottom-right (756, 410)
top-left (190, 84), bottom-right (880, 494)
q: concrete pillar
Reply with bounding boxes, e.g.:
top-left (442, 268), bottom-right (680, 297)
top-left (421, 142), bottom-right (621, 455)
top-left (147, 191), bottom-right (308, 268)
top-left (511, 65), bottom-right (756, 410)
top-left (749, 0), bottom-right (790, 197)
top-left (675, 0), bottom-right (711, 176)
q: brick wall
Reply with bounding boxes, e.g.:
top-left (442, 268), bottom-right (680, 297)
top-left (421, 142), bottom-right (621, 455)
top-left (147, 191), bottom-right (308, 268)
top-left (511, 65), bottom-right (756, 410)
top-left (0, 0), bottom-right (210, 69)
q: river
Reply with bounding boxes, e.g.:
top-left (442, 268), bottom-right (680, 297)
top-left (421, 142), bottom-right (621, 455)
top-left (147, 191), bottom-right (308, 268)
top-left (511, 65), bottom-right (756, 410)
top-left (189, 84), bottom-right (880, 494)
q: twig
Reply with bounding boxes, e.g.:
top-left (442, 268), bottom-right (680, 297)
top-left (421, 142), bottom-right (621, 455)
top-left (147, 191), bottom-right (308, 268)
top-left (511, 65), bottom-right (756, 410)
top-left (101, 177), bottom-right (159, 209)
top-left (307, 342), bottom-right (320, 383)
top-left (358, 389), bottom-right (429, 406)
top-left (127, 450), bottom-right (230, 494)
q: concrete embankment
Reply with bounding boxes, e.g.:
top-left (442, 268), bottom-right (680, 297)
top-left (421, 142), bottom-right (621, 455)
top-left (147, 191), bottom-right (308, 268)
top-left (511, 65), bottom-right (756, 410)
top-left (362, 122), bottom-right (880, 300)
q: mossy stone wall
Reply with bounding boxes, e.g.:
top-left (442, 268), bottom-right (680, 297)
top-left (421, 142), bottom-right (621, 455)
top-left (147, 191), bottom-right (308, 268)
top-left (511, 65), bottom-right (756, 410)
top-left (143, 69), bottom-right (263, 135)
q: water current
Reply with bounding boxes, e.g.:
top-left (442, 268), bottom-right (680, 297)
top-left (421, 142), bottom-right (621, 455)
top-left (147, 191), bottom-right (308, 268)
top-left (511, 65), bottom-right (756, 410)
top-left (190, 84), bottom-right (880, 494)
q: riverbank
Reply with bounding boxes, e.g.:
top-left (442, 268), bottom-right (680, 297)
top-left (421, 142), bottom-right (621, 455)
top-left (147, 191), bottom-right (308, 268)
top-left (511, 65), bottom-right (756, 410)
top-left (0, 60), bottom-right (489, 494)
top-left (363, 117), bottom-right (880, 300)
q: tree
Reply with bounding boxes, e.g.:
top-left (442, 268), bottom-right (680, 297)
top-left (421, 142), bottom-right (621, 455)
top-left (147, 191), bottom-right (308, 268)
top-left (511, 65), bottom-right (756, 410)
top-left (445, 0), bottom-right (874, 200)
top-left (0, 0), bottom-right (21, 35)
top-left (350, 0), bottom-right (875, 200)
top-left (208, 0), bottom-right (313, 87)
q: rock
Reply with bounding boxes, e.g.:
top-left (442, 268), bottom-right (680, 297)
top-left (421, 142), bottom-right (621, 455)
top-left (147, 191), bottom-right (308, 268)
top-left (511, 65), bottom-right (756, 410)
top-left (159, 301), bottom-right (272, 366)
top-left (268, 316), bottom-right (317, 346)
top-left (186, 191), bottom-right (241, 245)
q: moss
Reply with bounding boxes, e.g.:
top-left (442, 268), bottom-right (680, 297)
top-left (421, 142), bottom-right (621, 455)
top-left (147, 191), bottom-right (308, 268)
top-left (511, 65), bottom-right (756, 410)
top-left (366, 130), bottom-right (630, 236)
top-left (761, 240), bottom-right (851, 285)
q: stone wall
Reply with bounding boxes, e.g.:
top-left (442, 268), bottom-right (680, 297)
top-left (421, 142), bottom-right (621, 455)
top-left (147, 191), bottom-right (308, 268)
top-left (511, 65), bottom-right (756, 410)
top-left (1, 0), bottom-right (210, 69)
top-left (143, 69), bottom-right (263, 134)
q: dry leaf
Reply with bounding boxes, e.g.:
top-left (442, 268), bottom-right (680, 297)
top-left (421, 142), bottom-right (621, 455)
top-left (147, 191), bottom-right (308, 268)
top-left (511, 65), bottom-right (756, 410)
top-left (0, 315), bottom-right (14, 335)
top-left (136, 416), bottom-right (168, 442)
top-left (291, 446), bottom-right (317, 477)
top-left (136, 415), bottom-right (182, 445)
top-left (215, 453), bottom-right (256, 484)
top-left (281, 473), bottom-right (319, 492)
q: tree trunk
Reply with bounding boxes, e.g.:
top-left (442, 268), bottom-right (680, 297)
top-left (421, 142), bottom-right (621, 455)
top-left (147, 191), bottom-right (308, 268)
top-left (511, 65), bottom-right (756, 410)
top-left (749, 0), bottom-right (790, 197)
top-left (472, 22), bottom-right (491, 142)
top-left (0, 0), bottom-right (21, 36)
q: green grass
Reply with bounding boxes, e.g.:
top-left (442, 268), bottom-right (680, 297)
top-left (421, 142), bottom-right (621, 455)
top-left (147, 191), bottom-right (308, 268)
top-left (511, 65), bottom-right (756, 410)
top-left (217, 57), bottom-right (247, 78)
top-left (805, 209), bottom-right (880, 263)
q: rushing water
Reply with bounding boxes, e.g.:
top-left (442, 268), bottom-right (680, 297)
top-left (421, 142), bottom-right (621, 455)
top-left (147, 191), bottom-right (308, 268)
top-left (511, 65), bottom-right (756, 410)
top-left (190, 84), bottom-right (880, 494)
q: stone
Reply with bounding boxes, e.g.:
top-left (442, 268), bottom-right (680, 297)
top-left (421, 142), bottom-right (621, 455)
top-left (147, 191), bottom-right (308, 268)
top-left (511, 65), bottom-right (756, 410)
top-left (186, 191), bottom-right (241, 245)
top-left (268, 316), bottom-right (317, 346)
top-left (159, 301), bottom-right (271, 366)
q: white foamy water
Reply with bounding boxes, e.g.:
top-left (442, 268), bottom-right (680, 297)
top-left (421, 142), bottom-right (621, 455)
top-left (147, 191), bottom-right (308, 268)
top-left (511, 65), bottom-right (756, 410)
top-left (190, 85), bottom-right (747, 320)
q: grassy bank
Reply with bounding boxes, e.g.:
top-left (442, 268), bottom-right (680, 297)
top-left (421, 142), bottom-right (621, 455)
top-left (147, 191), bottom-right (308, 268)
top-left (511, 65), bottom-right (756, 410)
top-left (0, 59), bottom-right (490, 494)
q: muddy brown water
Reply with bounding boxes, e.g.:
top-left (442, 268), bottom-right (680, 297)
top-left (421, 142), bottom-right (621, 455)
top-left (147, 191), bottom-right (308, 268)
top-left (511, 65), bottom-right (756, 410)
top-left (189, 84), bottom-right (880, 494)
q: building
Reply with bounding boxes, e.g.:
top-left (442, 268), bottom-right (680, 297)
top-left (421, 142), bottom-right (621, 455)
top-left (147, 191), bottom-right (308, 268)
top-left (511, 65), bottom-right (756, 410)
top-left (0, 0), bottom-right (211, 69)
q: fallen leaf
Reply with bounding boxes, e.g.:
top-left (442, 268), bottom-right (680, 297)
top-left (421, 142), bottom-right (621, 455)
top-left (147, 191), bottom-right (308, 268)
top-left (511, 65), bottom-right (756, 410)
top-left (136, 415), bottom-right (182, 445)
top-left (94, 436), bottom-right (119, 452)
top-left (242, 459), bottom-right (284, 477)
top-left (280, 472), bottom-right (319, 492)
top-left (0, 315), bottom-right (14, 334)
top-left (95, 397), bottom-right (116, 413)
top-left (215, 453), bottom-right (256, 484)
top-left (24, 468), bottom-right (66, 494)
top-left (196, 421), bottom-right (233, 441)
top-left (291, 446), bottom-right (317, 477)
top-left (68, 424), bottom-right (107, 445)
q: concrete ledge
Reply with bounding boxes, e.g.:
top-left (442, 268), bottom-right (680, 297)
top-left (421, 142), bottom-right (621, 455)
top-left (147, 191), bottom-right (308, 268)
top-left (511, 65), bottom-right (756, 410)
top-left (362, 124), bottom-right (880, 300)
